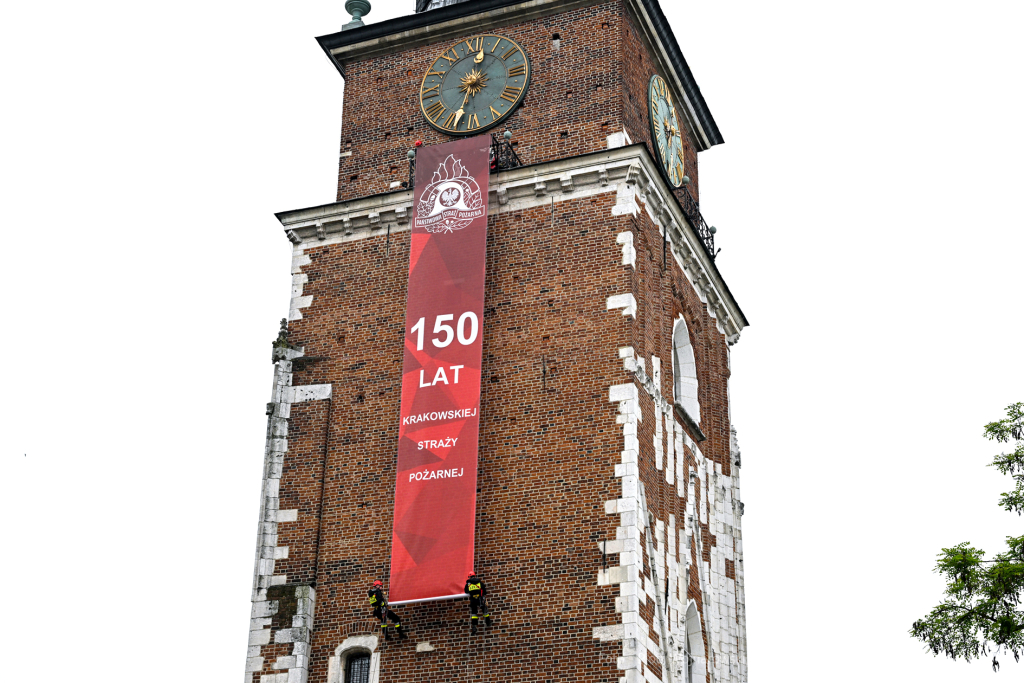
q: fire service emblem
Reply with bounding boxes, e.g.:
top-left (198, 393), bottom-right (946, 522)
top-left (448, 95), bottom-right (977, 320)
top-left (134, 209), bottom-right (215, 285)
top-left (415, 154), bottom-right (485, 233)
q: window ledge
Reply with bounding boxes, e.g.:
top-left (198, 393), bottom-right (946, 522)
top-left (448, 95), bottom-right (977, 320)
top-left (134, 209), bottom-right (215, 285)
top-left (673, 403), bottom-right (707, 443)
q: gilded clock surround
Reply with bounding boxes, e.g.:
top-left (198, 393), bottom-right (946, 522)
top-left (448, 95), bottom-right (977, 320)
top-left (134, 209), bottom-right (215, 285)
top-left (419, 35), bottom-right (531, 136)
top-left (648, 74), bottom-right (686, 188)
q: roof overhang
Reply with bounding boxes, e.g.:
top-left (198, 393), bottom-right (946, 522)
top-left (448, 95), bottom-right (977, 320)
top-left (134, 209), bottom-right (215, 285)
top-left (316, 0), bottom-right (723, 150)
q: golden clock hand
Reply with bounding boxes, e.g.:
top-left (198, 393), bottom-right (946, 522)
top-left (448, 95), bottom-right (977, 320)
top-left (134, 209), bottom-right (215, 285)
top-left (474, 49), bottom-right (485, 64)
top-left (454, 91), bottom-right (470, 127)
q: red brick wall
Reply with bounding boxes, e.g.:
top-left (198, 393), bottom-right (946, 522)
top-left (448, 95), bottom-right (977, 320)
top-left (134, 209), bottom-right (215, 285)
top-left (275, 401), bottom-right (330, 586)
top-left (265, 180), bottom-right (733, 680)
top-left (335, 3), bottom-right (630, 203)
top-left (286, 194), bottom-right (630, 682)
top-left (333, 1), bottom-right (702, 208)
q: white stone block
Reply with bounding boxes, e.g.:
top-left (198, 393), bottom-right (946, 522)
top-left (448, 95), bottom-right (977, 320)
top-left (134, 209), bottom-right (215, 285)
top-left (597, 538), bottom-right (626, 554)
top-left (291, 254), bottom-right (311, 274)
top-left (593, 624), bottom-right (625, 641)
top-left (251, 601), bottom-right (279, 618)
top-left (288, 384), bottom-right (332, 403)
top-left (249, 628), bottom-right (272, 646)
top-left (616, 232), bottom-right (636, 267)
top-left (597, 565), bottom-right (631, 585)
top-left (274, 546), bottom-right (289, 559)
top-left (606, 293), bottom-right (637, 318)
top-left (245, 657), bottom-right (264, 672)
top-left (416, 642), bottom-right (436, 652)
top-left (615, 463), bottom-right (639, 478)
top-left (291, 295), bottom-right (313, 310)
top-left (275, 627), bottom-right (308, 644)
top-left (287, 670), bottom-right (307, 683)
top-left (616, 595), bottom-right (639, 613)
top-left (277, 509), bottom-right (299, 523)
top-left (273, 656), bottom-right (296, 670)
top-left (609, 383), bottom-right (638, 403)
top-left (617, 655), bottom-right (641, 670)
top-left (622, 475), bottom-right (638, 498)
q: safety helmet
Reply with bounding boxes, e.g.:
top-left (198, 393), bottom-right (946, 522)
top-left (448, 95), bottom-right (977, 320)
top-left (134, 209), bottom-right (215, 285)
top-left (373, 580), bottom-right (383, 587)
top-left (467, 572), bottom-right (477, 578)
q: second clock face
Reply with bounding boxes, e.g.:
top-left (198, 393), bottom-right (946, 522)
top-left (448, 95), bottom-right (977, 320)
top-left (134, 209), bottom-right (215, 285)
top-left (649, 74), bottom-right (685, 188)
top-left (419, 35), bottom-right (530, 136)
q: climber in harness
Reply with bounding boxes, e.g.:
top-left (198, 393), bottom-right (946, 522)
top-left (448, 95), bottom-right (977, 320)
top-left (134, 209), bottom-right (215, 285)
top-left (368, 580), bottom-right (406, 639)
top-left (465, 572), bottom-right (492, 633)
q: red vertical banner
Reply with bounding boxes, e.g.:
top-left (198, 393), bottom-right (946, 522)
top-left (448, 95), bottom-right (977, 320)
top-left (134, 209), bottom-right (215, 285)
top-left (389, 135), bottom-right (491, 604)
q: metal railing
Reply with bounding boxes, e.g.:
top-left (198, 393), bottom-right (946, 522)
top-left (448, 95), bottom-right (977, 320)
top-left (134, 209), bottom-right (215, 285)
top-left (678, 185), bottom-right (718, 260)
top-left (489, 132), bottom-right (522, 172)
top-left (403, 132), bottom-right (522, 190)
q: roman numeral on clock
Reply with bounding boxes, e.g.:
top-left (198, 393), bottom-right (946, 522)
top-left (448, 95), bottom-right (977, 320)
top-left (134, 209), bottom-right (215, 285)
top-left (489, 105), bottom-right (501, 118)
top-left (426, 69), bottom-right (446, 78)
top-left (440, 49), bottom-right (459, 65)
top-left (500, 86), bottom-right (522, 103)
top-left (425, 100), bottom-right (446, 122)
top-left (422, 84), bottom-right (440, 97)
top-left (443, 112), bottom-right (459, 129)
top-left (501, 47), bottom-right (520, 61)
top-left (465, 113), bottom-right (480, 130)
top-left (465, 37), bottom-right (483, 52)
top-left (508, 65), bottom-right (526, 78)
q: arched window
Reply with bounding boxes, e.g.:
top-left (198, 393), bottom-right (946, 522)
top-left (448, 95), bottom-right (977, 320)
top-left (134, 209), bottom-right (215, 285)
top-left (673, 316), bottom-right (701, 424)
top-left (345, 652), bottom-right (371, 683)
top-left (327, 634), bottom-right (379, 683)
top-left (683, 601), bottom-right (706, 683)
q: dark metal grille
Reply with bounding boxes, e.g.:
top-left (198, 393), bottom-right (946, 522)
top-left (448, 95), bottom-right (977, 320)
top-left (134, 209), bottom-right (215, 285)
top-left (489, 133), bottom-right (522, 172)
top-left (405, 135), bottom-right (521, 189)
top-left (346, 653), bottom-right (371, 683)
top-left (678, 185), bottom-right (717, 260)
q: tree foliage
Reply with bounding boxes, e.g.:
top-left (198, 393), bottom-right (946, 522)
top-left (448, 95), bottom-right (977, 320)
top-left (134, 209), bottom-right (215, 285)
top-left (911, 403), bottom-right (1024, 670)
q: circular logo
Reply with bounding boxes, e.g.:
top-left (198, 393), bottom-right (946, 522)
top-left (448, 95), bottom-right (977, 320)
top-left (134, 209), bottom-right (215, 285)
top-left (415, 154), bottom-right (485, 234)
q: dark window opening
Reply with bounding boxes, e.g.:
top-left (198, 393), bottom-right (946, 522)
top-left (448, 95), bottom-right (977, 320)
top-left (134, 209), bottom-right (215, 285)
top-left (346, 653), bottom-right (371, 683)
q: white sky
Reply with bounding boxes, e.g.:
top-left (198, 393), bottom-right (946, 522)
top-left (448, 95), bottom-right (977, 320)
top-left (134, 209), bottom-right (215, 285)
top-left (2, 0), bottom-right (1021, 679)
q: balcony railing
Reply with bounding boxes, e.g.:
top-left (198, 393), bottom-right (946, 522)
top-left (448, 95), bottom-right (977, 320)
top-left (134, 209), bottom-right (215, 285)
top-left (405, 132), bottom-right (522, 189)
top-left (678, 185), bottom-right (718, 261)
top-left (489, 132), bottom-right (522, 172)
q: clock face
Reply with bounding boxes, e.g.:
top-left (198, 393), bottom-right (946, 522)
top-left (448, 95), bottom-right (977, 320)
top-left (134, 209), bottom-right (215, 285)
top-left (649, 75), bottom-right (685, 188)
top-left (419, 35), bottom-right (530, 136)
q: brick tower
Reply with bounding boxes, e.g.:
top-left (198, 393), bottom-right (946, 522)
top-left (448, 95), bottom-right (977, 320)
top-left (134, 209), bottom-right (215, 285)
top-left (244, 1), bottom-right (750, 682)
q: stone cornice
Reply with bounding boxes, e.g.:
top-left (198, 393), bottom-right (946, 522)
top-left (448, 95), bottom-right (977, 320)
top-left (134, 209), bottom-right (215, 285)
top-left (276, 143), bottom-right (747, 342)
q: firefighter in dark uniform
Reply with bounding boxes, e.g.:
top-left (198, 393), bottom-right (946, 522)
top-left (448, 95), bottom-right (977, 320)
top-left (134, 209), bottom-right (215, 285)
top-left (465, 572), bottom-right (492, 633)
top-left (368, 580), bottom-right (406, 639)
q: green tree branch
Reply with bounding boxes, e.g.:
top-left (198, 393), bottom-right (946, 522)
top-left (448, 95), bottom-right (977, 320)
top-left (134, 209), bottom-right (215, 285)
top-left (911, 404), bottom-right (1024, 667)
